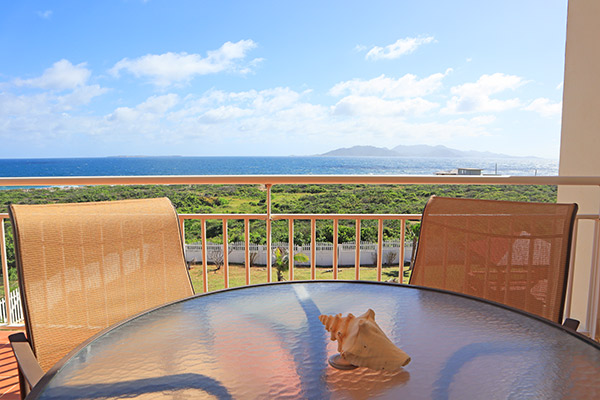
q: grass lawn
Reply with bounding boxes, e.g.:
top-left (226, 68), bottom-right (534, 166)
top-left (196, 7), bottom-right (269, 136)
top-left (188, 264), bottom-right (412, 293)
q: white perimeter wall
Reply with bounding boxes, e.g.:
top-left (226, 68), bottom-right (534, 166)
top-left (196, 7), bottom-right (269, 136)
top-left (185, 241), bottom-right (414, 267)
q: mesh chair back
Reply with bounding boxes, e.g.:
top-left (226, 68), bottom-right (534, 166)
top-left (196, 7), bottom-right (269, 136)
top-left (10, 198), bottom-right (194, 372)
top-left (410, 196), bottom-right (577, 323)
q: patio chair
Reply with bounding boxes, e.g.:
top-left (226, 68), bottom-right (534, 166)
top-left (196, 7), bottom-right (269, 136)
top-left (409, 196), bottom-right (578, 325)
top-left (8, 198), bottom-right (194, 397)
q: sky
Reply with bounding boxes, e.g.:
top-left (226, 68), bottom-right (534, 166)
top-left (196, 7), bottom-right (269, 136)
top-left (0, 0), bottom-right (568, 159)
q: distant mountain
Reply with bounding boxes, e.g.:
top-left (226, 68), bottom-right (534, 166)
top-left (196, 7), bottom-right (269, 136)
top-left (320, 144), bottom-right (519, 158)
top-left (321, 145), bottom-right (401, 157)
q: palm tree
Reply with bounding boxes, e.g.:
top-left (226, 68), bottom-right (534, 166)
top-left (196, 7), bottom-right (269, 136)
top-left (406, 222), bottom-right (421, 272)
top-left (273, 247), bottom-right (309, 281)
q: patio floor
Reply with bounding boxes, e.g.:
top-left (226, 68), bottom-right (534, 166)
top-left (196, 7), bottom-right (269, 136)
top-left (0, 331), bottom-right (21, 399)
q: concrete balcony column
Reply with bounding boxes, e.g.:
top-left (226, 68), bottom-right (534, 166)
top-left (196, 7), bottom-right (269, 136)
top-left (558, 0), bottom-right (600, 339)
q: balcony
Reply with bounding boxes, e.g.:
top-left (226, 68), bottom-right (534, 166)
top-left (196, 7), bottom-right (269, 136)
top-left (0, 174), bottom-right (599, 344)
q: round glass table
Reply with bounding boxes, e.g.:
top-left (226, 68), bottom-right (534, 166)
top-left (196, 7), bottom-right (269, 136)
top-left (29, 281), bottom-right (600, 399)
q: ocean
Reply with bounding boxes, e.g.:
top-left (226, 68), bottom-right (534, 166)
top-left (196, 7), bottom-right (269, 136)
top-left (0, 156), bottom-right (558, 177)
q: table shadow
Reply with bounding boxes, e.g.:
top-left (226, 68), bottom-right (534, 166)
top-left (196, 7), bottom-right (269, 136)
top-left (40, 373), bottom-right (233, 400)
top-left (432, 341), bottom-right (542, 400)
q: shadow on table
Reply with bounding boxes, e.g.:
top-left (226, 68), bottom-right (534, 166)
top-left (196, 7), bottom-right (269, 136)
top-left (40, 373), bottom-right (233, 400)
top-left (432, 341), bottom-right (547, 400)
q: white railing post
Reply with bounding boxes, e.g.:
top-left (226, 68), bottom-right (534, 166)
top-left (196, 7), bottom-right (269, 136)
top-left (10, 288), bottom-right (22, 323)
top-left (1, 219), bottom-right (11, 325)
top-left (0, 297), bottom-right (5, 324)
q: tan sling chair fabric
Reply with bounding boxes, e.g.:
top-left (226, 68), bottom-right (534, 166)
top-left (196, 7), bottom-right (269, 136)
top-left (410, 196), bottom-right (577, 324)
top-left (10, 198), bottom-right (194, 372)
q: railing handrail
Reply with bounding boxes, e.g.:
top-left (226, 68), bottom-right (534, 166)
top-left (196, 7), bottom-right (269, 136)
top-left (181, 213), bottom-right (423, 220)
top-left (0, 174), bottom-right (600, 186)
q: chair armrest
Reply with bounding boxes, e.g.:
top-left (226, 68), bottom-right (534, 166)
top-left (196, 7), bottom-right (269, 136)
top-left (562, 318), bottom-right (580, 332)
top-left (9, 333), bottom-right (44, 390)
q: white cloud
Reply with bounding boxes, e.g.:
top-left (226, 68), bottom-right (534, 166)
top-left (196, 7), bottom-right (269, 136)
top-left (108, 107), bottom-right (140, 124)
top-left (332, 95), bottom-right (438, 117)
top-left (108, 94), bottom-right (180, 123)
top-left (200, 106), bottom-right (253, 124)
top-left (0, 92), bottom-right (51, 116)
top-left (0, 89), bottom-right (106, 143)
top-left (523, 98), bottom-right (562, 117)
top-left (138, 94), bottom-right (180, 114)
top-left (93, 84), bottom-right (496, 151)
top-left (0, 79), bottom-right (499, 155)
top-left (250, 87), bottom-right (303, 112)
top-left (37, 10), bottom-right (52, 19)
top-left (0, 60), bottom-right (108, 143)
top-left (1, 87), bottom-right (106, 118)
top-left (365, 36), bottom-right (435, 60)
top-left (443, 73), bottom-right (525, 114)
top-left (14, 59), bottom-right (91, 90)
top-left (99, 87), bottom-right (335, 144)
top-left (0, 61), bottom-right (538, 156)
top-left (330, 70), bottom-right (451, 99)
top-left (56, 85), bottom-right (109, 110)
top-left (169, 87), bottom-right (308, 120)
top-left (403, 116), bottom-right (495, 141)
top-left (109, 40), bottom-right (258, 87)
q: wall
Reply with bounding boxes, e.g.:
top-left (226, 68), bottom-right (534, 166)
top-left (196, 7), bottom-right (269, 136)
top-left (185, 241), bottom-right (414, 267)
top-left (558, 0), bottom-right (600, 338)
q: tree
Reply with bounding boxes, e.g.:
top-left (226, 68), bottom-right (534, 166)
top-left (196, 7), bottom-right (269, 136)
top-left (406, 222), bottom-right (421, 270)
top-left (208, 244), bottom-right (234, 272)
top-left (249, 252), bottom-right (258, 267)
top-left (384, 251), bottom-right (397, 266)
top-left (273, 247), bottom-right (309, 281)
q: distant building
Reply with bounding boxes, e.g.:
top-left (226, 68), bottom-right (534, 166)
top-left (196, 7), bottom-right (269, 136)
top-left (435, 167), bottom-right (483, 176)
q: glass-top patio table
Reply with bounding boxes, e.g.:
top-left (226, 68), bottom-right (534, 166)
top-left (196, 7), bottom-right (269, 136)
top-left (28, 281), bottom-right (600, 399)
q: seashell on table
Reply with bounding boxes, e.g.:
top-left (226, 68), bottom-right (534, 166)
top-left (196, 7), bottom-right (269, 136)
top-left (319, 308), bottom-right (411, 371)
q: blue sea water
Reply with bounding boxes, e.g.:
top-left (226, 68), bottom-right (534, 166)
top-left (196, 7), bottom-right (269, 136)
top-left (0, 156), bottom-right (558, 178)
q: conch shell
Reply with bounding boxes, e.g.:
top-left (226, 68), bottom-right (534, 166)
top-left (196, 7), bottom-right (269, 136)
top-left (319, 309), bottom-right (411, 371)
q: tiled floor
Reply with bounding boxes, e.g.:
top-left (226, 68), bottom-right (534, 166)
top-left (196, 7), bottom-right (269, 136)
top-left (0, 331), bottom-right (21, 399)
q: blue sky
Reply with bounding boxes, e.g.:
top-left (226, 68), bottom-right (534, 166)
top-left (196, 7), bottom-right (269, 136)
top-left (0, 1), bottom-right (568, 158)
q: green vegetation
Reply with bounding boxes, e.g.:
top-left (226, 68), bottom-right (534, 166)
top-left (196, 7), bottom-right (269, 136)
top-left (273, 247), bottom-right (310, 281)
top-left (0, 183), bottom-right (557, 293)
top-left (0, 183), bottom-right (557, 243)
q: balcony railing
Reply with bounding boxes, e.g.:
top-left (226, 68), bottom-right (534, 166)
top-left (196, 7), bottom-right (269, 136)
top-left (0, 175), bottom-right (599, 340)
